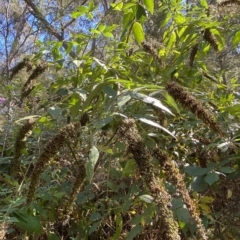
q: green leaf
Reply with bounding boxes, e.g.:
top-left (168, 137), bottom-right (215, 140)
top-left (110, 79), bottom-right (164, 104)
top-left (184, 166), bottom-right (211, 176)
top-left (47, 106), bottom-right (61, 119)
top-left (103, 86), bottom-right (117, 99)
top-left (122, 199), bottom-right (133, 213)
top-left (71, 11), bottom-right (86, 19)
top-left (118, 92), bottom-right (132, 107)
top-left (69, 93), bottom-right (81, 118)
top-left (89, 212), bottom-right (101, 222)
top-left (190, 176), bottom-right (208, 192)
top-left (171, 198), bottom-right (184, 210)
top-left (138, 118), bottom-right (176, 138)
top-left (166, 31), bottom-right (176, 50)
top-left (48, 233), bottom-right (60, 240)
top-left (143, 0), bottom-right (154, 14)
top-left (165, 94), bottom-right (180, 114)
top-left (13, 210), bottom-right (42, 234)
top-left (72, 60), bottom-right (83, 67)
top-left (130, 92), bottom-right (174, 115)
top-left (136, 4), bottom-right (147, 21)
top-left (232, 30), bottom-right (240, 48)
top-left (110, 2), bottom-right (123, 11)
top-left (132, 22), bottom-right (145, 43)
top-left (88, 0), bottom-right (95, 12)
top-left (93, 116), bottom-right (113, 129)
top-left (175, 14), bottom-right (186, 24)
top-left (89, 221), bottom-right (101, 235)
top-left (131, 215), bottom-right (142, 225)
top-left (15, 115), bottom-right (39, 123)
top-left (204, 172), bottom-right (219, 185)
top-left (176, 208), bottom-right (190, 223)
top-left (139, 194), bottom-right (154, 203)
top-left (93, 57), bottom-right (108, 70)
top-left (103, 32), bottom-right (114, 38)
top-left (85, 146), bottom-right (99, 182)
top-left (219, 167), bottom-right (233, 174)
top-left (160, 12), bottom-right (171, 28)
top-left (112, 214), bottom-right (123, 240)
top-left (200, 0), bottom-right (209, 8)
top-left (1, 174), bottom-right (19, 187)
top-left (126, 225), bottom-right (143, 240)
top-left (83, 83), bottom-right (105, 110)
top-left (122, 159), bottom-right (136, 177)
top-left (224, 104), bottom-right (240, 116)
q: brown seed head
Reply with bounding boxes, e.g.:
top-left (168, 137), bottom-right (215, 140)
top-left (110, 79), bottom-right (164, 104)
top-left (166, 81), bottom-right (226, 137)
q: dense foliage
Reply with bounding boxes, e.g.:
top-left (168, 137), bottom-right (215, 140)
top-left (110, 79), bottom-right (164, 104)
top-left (1, 0), bottom-right (240, 239)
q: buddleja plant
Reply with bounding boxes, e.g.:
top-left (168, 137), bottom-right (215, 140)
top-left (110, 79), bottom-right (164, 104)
top-left (1, 0), bottom-right (240, 239)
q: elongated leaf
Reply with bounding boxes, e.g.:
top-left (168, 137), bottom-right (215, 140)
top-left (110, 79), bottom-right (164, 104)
top-left (139, 194), bottom-right (154, 203)
top-left (69, 93), bottom-right (81, 118)
top-left (13, 210), bottom-right (42, 234)
top-left (93, 57), bottom-right (108, 70)
top-left (232, 30), bottom-right (240, 48)
top-left (138, 118), bottom-right (176, 138)
top-left (112, 214), bottom-right (123, 240)
top-left (132, 22), bottom-right (145, 43)
top-left (224, 104), bottom-right (240, 116)
top-left (15, 115), bottom-right (39, 123)
top-left (130, 92), bottom-right (174, 115)
top-left (126, 225), bottom-right (143, 240)
top-left (83, 83), bottom-right (105, 110)
top-left (175, 14), bottom-right (186, 24)
top-left (143, 0), bottom-right (154, 14)
top-left (89, 221), bottom-right (101, 235)
top-left (85, 146), bottom-right (99, 182)
top-left (200, 0), bottom-right (208, 8)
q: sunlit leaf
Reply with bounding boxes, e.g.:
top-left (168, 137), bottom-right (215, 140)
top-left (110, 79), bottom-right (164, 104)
top-left (175, 14), bottom-right (186, 24)
top-left (232, 30), bottom-right (240, 48)
top-left (69, 93), bottom-right (81, 118)
top-left (143, 0), bottom-right (154, 14)
top-left (224, 104), bottom-right (240, 116)
top-left (138, 118), bottom-right (176, 138)
top-left (132, 22), bottom-right (145, 43)
top-left (130, 92), bottom-right (174, 115)
top-left (72, 60), bottom-right (83, 67)
top-left (117, 92), bottom-right (132, 107)
top-left (85, 146), bottom-right (99, 182)
top-left (15, 115), bottom-right (40, 123)
top-left (139, 194), bottom-right (154, 203)
top-left (110, 2), bottom-right (123, 11)
top-left (200, 0), bottom-right (208, 8)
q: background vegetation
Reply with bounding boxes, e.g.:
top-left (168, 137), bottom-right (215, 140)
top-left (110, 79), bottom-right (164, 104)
top-left (0, 0), bottom-right (240, 239)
